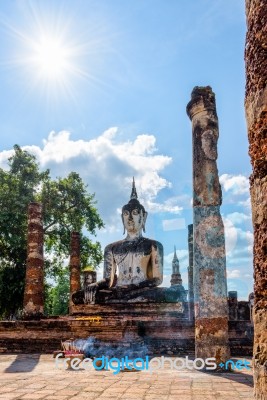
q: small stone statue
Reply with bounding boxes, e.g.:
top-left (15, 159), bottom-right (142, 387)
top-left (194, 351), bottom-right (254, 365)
top-left (80, 178), bottom-right (164, 304)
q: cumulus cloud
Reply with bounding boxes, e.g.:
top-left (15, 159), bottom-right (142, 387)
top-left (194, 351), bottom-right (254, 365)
top-left (223, 217), bottom-right (238, 256)
top-left (224, 217), bottom-right (253, 255)
top-left (0, 149), bottom-right (15, 169)
top-left (238, 197), bottom-right (252, 209)
top-left (146, 200), bottom-right (182, 214)
top-left (226, 212), bottom-right (251, 225)
top-left (227, 269), bottom-right (241, 279)
top-left (0, 129), bottom-right (182, 230)
top-left (220, 174), bottom-right (249, 195)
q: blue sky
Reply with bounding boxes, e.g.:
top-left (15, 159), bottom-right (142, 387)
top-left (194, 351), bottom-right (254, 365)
top-left (0, 0), bottom-right (253, 299)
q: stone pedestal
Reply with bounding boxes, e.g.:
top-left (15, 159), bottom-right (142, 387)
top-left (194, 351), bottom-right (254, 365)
top-left (70, 302), bottom-right (191, 357)
top-left (73, 285), bottom-right (187, 305)
top-left (70, 302), bottom-right (184, 317)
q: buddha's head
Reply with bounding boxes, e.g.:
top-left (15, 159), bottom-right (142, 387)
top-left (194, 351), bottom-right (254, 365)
top-left (121, 178), bottom-right (147, 235)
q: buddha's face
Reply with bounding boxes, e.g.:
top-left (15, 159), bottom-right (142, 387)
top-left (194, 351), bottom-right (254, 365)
top-left (122, 208), bottom-right (144, 234)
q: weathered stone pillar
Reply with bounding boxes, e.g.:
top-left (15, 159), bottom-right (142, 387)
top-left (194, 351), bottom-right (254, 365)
top-left (228, 291), bottom-right (238, 321)
top-left (69, 232), bottom-right (81, 311)
top-left (23, 202), bottom-right (44, 318)
top-left (245, 1), bottom-right (267, 397)
top-left (248, 292), bottom-right (254, 325)
top-left (187, 87), bottom-right (230, 363)
top-left (187, 224), bottom-right (194, 321)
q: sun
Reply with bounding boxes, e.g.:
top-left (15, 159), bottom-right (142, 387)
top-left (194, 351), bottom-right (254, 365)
top-left (2, 7), bottom-right (110, 100)
top-left (33, 36), bottom-right (69, 79)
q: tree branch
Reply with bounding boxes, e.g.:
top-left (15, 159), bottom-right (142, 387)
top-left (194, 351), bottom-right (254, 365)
top-left (43, 203), bottom-right (77, 233)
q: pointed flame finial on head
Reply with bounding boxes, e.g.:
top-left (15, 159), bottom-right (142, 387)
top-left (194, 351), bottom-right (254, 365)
top-left (130, 176), bottom-right (138, 200)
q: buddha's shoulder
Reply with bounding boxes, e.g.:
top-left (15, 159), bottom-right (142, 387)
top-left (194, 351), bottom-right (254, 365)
top-left (104, 240), bottom-right (125, 252)
top-left (104, 237), bottom-right (163, 252)
top-left (142, 237), bottom-right (163, 251)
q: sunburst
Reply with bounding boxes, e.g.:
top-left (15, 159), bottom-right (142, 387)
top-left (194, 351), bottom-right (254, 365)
top-left (32, 35), bottom-right (70, 79)
top-left (0, 6), bottom-right (111, 103)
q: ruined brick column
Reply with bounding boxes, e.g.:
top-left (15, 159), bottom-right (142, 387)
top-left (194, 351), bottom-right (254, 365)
top-left (187, 224), bottom-right (194, 321)
top-left (23, 202), bottom-right (44, 318)
top-left (69, 232), bottom-right (81, 311)
top-left (245, 1), bottom-right (267, 397)
top-left (187, 87), bottom-right (230, 363)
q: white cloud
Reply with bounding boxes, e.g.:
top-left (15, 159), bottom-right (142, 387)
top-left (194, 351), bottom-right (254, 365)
top-left (226, 212), bottom-right (251, 225)
top-left (0, 149), bottom-right (14, 169)
top-left (227, 269), bottom-right (241, 279)
top-left (220, 174), bottom-right (249, 195)
top-left (146, 194), bottom-right (185, 215)
top-left (223, 216), bottom-right (253, 256)
top-left (223, 217), bottom-right (238, 256)
top-left (0, 129), bottom-right (181, 231)
top-left (146, 201), bottom-right (182, 214)
top-left (238, 197), bottom-right (252, 209)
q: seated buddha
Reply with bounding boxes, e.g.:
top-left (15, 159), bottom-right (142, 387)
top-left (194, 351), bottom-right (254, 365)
top-left (73, 178), bottom-right (164, 305)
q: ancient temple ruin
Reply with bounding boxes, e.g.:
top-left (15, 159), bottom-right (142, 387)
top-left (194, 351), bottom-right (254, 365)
top-left (245, 0), bottom-right (267, 397)
top-left (0, 73), bottom-right (257, 365)
top-left (0, 176), bottom-right (254, 358)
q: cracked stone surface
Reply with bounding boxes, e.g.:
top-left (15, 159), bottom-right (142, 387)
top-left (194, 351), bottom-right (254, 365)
top-left (187, 87), bottom-right (230, 363)
top-left (245, 0), bottom-right (267, 398)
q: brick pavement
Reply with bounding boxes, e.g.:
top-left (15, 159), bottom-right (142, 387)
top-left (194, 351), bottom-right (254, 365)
top-left (0, 354), bottom-right (253, 400)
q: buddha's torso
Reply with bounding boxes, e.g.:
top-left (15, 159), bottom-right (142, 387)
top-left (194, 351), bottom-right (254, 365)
top-left (104, 237), bottom-right (161, 287)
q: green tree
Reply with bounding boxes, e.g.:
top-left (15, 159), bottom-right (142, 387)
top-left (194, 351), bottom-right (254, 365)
top-left (45, 269), bottom-right (70, 316)
top-left (0, 145), bottom-right (104, 318)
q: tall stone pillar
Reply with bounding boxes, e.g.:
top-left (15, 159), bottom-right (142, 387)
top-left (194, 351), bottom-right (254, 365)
top-left (228, 291), bottom-right (238, 321)
top-left (23, 202), bottom-right (44, 318)
top-left (69, 232), bottom-right (81, 311)
top-left (187, 224), bottom-right (194, 321)
top-left (186, 87), bottom-right (230, 363)
top-left (245, 1), bottom-right (267, 397)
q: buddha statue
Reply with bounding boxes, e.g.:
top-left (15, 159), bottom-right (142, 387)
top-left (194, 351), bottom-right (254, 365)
top-left (73, 179), bottom-right (164, 305)
top-left (72, 179), bottom-right (186, 305)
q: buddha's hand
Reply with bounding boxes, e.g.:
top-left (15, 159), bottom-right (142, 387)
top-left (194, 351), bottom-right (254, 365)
top-left (84, 282), bottom-right (98, 304)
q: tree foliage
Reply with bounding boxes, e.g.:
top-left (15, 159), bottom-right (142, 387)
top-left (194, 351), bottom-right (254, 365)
top-left (0, 145), bottom-right (104, 318)
top-left (45, 269), bottom-right (70, 316)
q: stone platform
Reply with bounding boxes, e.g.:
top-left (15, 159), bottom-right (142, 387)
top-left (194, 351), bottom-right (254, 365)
top-left (70, 302), bottom-right (184, 317)
top-left (0, 303), bottom-right (194, 356)
top-left (0, 303), bottom-right (253, 356)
